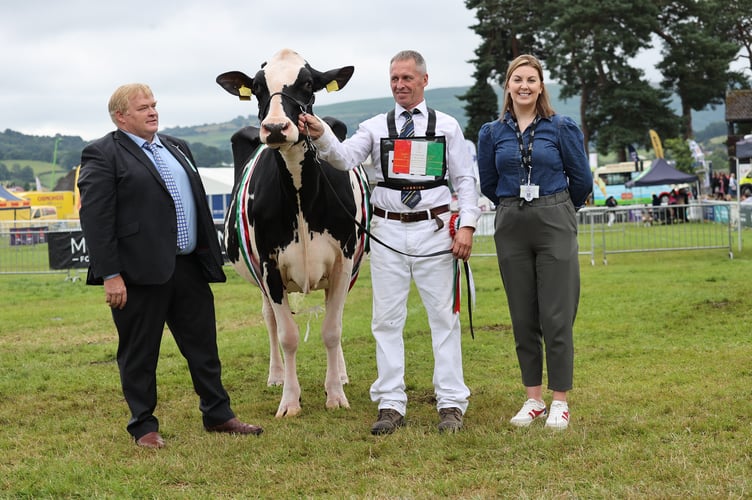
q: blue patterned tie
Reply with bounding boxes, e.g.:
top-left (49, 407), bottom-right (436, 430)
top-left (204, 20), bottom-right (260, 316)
top-left (143, 142), bottom-right (189, 251)
top-left (399, 109), bottom-right (416, 138)
top-left (399, 109), bottom-right (421, 209)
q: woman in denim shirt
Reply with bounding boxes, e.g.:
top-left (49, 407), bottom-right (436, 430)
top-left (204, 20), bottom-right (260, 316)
top-left (477, 54), bottom-right (592, 430)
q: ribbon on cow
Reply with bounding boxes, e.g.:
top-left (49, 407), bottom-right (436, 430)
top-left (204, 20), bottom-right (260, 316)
top-left (348, 164), bottom-right (371, 291)
top-left (235, 144), bottom-right (267, 293)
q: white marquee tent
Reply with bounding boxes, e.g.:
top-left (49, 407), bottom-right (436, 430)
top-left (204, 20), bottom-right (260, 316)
top-left (197, 167), bottom-right (234, 221)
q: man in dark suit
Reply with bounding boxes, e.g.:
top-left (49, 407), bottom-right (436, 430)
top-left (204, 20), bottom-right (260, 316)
top-left (78, 83), bottom-right (262, 449)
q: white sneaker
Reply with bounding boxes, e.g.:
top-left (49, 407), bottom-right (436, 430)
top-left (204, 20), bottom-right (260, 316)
top-left (545, 400), bottom-right (570, 430)
top-left (509, 399), bottom-right (547, 427)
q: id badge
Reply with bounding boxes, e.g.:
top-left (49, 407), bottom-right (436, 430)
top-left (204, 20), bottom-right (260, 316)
top-left (519, 184), bottom-right (540, 202)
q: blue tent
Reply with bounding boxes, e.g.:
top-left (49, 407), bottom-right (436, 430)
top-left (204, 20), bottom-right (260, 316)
top-left (0, 185), bottom-right (31, 206)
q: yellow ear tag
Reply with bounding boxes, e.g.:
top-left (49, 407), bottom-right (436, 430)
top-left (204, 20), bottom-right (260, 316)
top-left (238, 85), bottom-right (252, 101)
top-left (325, 80), bottom-right (340, 93)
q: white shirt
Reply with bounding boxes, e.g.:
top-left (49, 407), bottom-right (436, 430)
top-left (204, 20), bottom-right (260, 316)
top-left (313, 101), bottom-right (479, 229)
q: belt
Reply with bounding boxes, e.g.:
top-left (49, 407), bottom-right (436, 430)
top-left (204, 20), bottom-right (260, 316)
top-left (497, 190), bottom-right (571, 207)
top-left (372, 204), bottom-right (450, 223)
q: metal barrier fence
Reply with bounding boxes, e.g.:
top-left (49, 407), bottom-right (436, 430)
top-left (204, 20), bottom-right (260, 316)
top-left (471, 210), bottom-right (597, 264)
top-left (470, 201), bottom-right (733, 265)
top-left (0, 202), bottom-right (736, 275)
top-left (0, 220), bottom-right (86, 278)
top-left (577, 202), bottom-right (733, 264)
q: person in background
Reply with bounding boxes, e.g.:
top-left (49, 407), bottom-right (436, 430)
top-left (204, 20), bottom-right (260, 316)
top-left (476, 54), bottom-right (592, 430)
top-left (606, 195), bottom-right (618, 226)
top-left (299, 50), bottom-right (479, 435)
top-left (651, 193), bottom-right (663, 224)
top-left (78, 83), bottom-right (263, 449)
top-left (668, 189), bottom-right (678, 224)
top-left (729, 173), bottom-right (738, 198)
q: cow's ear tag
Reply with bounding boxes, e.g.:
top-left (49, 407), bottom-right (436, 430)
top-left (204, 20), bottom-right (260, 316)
top-left (325, 80), bottom-right (340, 93)
top-left (238, 85), bottom-right (253, 100)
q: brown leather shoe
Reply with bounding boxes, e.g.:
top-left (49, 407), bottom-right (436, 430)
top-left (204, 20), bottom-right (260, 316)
top-left (205, 417), bottom-right (263, 436)
top-left (136, 431), bottom-right (165, 449)
top-left (370, 409), bottom-right (405, 435)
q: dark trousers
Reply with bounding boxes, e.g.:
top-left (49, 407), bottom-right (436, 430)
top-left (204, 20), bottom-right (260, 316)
top-left (111, 254), bottom-right (234, 439)
top-left (493, 191), bottom-right (579, 392)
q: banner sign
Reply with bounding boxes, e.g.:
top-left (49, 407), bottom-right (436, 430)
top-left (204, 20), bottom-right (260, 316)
top-left (45, 223), bottom-right (229, 271)
top-left (47, 231), bottom-right (88, 269)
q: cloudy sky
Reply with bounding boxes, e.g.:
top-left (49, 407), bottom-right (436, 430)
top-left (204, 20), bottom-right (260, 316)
top-left (1, 1), bottom-right (667, 142)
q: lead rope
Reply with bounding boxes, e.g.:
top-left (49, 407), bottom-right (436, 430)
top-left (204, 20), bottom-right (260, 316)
top-left (300, 122), bottom-right (474, 338)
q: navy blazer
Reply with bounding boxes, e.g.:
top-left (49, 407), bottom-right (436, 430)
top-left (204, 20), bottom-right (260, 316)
top-left (78, 130), bottom-right (226, 285)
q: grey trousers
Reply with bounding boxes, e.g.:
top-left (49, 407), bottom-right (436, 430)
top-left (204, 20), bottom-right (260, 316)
top-left (493, 190), bottom-right (579, 391)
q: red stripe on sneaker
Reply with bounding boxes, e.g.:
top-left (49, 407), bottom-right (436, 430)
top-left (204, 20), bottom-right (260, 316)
top-left (529, 408), bottom-right (546, 419)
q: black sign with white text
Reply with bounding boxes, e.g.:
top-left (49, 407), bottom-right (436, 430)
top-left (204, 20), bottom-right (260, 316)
top-left (45, 223), bottom-right (228, 271)
top-left (47, 231), bottom-right (89, 270)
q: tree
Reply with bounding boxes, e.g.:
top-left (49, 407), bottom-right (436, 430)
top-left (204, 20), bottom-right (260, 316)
top-left (188, 142), bottom-right (231, 168)
top-left (460, 0), bottom-right (545, 141)
top-left (723, 0), bottom-right (752, 74)
top-left (588, 73), bottom-right (679, 161)
top-left (462, 0), bottom-right (747, 161)
top-left (664, 137), bottom-right (694, 173)
top-left (541, 0), bottom-right (666, 154)
top-left (460, 80), bottom-right (498, 143)
top-left (655, 0), bottom-right (746, 138)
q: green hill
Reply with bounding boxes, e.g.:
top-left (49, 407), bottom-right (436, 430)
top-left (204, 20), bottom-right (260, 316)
top-left (163, 84), bottom-right (725, 152)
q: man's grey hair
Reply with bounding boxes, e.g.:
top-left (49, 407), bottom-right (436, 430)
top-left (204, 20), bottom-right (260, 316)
top-left (390, 50), bottom-right (426, 74)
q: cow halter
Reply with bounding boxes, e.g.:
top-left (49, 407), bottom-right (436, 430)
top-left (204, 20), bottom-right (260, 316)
top-left (259, 90), bottom-right (314, 120)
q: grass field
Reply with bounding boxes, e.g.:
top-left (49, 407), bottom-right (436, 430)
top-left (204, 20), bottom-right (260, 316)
top-left (1, 232), bottom-right (751, 498)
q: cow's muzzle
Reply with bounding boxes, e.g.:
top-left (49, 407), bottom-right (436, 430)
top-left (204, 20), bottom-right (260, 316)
top-left (263, 122), bottom-right (290, 145)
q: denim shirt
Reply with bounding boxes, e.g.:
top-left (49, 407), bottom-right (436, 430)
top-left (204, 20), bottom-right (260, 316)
top-left (477, 112), bottom-right (592, 208)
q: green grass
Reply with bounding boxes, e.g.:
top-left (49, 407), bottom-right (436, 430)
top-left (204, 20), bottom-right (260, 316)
top-left (1, 234), bottom-right (751, 498)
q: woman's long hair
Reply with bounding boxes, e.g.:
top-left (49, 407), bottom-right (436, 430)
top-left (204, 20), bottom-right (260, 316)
top-left (501, 54), bottom-right (555, 120)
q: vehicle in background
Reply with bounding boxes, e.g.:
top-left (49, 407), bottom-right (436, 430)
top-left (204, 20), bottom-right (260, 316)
top-left (592, 161), bottom-right (676, 206)
top-left (30, 205), bottom-right (58, 220)
top-left (19, 190), bottom-right (79, 219)
top-left (740, 171), bottom-right (752, 197)
top-left (0, 205), bottom-right (57, 222)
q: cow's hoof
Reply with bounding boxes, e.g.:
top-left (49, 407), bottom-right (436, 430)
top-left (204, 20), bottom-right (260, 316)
top-left (325, 396), bottom-right (350, 410)
top-left (267, 378), bottom-right (284, 387)
top-left (275, 404), bottom-right (302, 418)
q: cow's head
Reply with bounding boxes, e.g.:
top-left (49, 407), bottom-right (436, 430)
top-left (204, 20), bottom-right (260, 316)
top-left (217, 49), bottom-right (354, 149)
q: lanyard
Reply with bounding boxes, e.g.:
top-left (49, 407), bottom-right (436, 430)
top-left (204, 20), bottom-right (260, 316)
top-left (513, 115), bottom-right (540, 185)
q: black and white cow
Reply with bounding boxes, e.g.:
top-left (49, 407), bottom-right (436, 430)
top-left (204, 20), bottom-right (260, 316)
top-left (216, 49), bottom-right (369, 417)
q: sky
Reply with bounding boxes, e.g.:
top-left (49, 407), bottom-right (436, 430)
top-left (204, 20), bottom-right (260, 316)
top-left (0, 0), bottom-right (667, 142)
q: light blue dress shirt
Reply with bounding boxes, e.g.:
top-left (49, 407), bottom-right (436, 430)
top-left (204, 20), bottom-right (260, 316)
top-left (124, 131), bottom-right (198, 254)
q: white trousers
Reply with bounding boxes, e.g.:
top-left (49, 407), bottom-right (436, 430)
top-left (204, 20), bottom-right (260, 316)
top-left (368, 211), bottom-right (470, 416)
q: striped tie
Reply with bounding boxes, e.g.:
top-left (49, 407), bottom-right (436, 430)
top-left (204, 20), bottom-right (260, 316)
top-left (399, 109), bottom-right (415, 138)
top-left (399, 109), bottom-right (421, 208)
top-left (143, 142), bottom-right (189, 251)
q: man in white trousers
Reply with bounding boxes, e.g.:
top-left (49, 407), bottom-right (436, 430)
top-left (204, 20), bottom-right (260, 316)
top-left (299, 50), bottom-right (479, 434)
